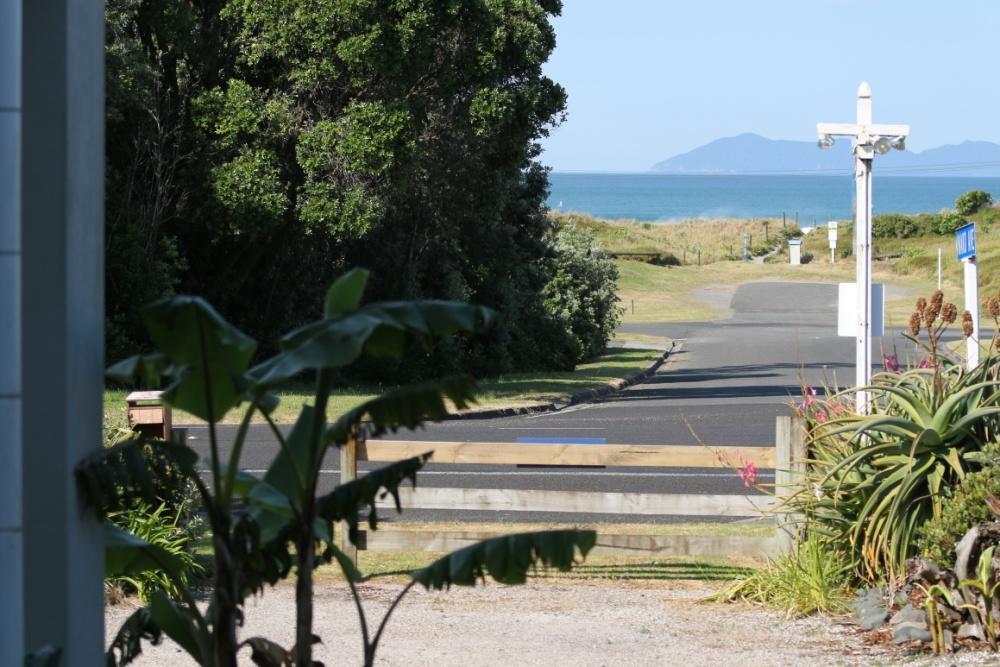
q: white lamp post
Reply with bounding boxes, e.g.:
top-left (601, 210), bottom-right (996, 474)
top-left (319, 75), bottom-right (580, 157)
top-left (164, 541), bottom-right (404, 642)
top-left (818, 82), bottom-right (909, 413)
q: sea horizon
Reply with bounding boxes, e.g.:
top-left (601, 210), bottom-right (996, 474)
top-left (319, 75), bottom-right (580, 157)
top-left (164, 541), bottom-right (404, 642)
top-left (546, 172), bottom-right (1000, 223)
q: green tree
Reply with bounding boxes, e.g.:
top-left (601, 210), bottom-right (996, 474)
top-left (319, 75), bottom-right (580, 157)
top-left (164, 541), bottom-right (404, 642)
top-left (956, 189), bottom-right (993, 216)
top-left (542, 224), bottom-right (622, 368)
top-left (104, 0), bottom-right (577, 378)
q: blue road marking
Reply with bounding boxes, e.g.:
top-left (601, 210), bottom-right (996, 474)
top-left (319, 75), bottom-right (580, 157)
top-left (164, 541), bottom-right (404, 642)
top-left (515, 437), bottom-right (607, 445)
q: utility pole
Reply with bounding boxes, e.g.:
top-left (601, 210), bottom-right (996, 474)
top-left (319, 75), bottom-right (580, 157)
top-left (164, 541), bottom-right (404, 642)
top-left (764, 221), bottom-right (769, 243)
top-left (818, 82), bottom-right (909, 413)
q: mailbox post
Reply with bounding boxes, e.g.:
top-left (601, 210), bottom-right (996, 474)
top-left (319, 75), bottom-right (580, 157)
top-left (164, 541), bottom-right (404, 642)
top-left (788, 238), bottom-right (802, 265)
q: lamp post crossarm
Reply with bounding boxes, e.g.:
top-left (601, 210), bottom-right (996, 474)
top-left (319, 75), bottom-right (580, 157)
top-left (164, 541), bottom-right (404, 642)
top-left (816, 122), bottom-right (910, 140)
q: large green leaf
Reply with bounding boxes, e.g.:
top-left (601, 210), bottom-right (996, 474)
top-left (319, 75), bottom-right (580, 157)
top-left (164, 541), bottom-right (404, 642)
top-left (147, 592), bottom-right (208, 663)
top-left (261, 405), bottom-right (316, 505)
top-left (324, 268), bottom-right (369, 317)
top-left (248, 301), bottom-right (493, 387)
top-left (105, 606), bottom-right (162, 667)
top-left (412, 529), bottom-right (598, 589)
top-left (143, 296), bottom-right (257, 422)
top-left (327, 375), bottom-right (479, 444)
top-left (105, 352), bottom-right (167, 386)
top-left (316, 454), bottom-right (431, 544)
top-left (75, 437), bottom-right (198, 518)
top-left (104, 522), bottom-right (187, 581)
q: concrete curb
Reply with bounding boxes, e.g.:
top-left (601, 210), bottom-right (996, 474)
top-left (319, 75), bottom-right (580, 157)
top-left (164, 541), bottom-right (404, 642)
top-left (445, 343), bottom-right (676, 421)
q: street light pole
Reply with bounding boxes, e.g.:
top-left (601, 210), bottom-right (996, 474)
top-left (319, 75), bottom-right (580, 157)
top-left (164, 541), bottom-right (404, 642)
top-left (818, 83), bottom-right (909, 414)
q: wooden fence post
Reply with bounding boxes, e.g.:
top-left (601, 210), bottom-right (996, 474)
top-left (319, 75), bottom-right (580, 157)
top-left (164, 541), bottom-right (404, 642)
top-left (339, 432), bottom-right (358, 563)
top-left (774, 414), bottom-right (807, 554)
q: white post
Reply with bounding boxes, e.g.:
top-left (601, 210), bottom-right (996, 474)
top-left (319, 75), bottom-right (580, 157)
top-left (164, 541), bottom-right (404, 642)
top-left (21, 0), bottom-right (105, 661)
top-left (0, 1), bottom-right (23, 663)
top-left (818, 84), bottom-right (908, 414)
top-left (854, 83), bottom-right (874, 414)
top-left (965, 257), bottom-right (980, 369)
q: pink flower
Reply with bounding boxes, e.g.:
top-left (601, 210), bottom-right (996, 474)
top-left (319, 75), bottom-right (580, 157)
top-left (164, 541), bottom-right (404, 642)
top-left (815, 411), bottom-right (827, 423)
top-left (883, 354), bottom-right (900, 372)
top-left (918, 358), bottom-right (932, 369)
top-left (737, 455), bottom-right (758, 488)
top-left (801, 385), bottom-right (817, 408)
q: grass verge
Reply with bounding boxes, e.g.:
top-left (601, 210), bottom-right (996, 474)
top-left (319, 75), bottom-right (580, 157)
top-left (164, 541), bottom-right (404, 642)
top-left (711, 537), bottom-right (853, 616)
top-left (312, 521), bottom-right (770, 582)
top-left (616, 258), bottom-right (936, 324)
top-left (104, 347), bottom-right (664, 427)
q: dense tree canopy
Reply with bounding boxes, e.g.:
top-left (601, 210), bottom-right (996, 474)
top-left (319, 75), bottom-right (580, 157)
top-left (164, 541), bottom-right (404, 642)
top-left (105, 0), bottom-right (617, 376)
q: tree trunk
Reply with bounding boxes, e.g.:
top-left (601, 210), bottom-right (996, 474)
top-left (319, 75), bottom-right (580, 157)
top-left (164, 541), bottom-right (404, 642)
top-left (295, 531), bottom-right (316, 666)
top-left (212, 531), bottom-right (240, 667)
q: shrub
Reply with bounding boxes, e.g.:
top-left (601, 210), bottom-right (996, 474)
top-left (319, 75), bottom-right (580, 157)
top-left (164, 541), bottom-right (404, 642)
top-left (541, 225), bottom-right (622, 368)
top-left (777, 226), bottom-right (803, 241)
top-left (873, 213), bottom-right (919, 239)
top-left (715, 536), bottom-right (853, 615)
top-left (918, 451), bottom-right (1000, 565)
top-left (933, 212), bottom-right (967, 235)
top-left (956, 190), bottom-right (993, 216)
top-left (106, 500), bottom-right (204, 601)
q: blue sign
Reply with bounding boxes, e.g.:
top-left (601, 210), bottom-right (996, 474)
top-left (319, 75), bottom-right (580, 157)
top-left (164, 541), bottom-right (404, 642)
top-left (956, 223), bottom-right (976, 261)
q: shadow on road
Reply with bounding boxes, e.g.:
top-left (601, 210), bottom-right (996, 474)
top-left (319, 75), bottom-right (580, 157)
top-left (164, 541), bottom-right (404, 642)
top-left (597, 361), bottom-right (854, 402)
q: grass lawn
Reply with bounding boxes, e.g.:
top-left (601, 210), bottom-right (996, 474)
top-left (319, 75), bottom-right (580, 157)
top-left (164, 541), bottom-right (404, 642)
top-left (103, 347), bottom-right (664, 428)
top-left (616, 256), bottom-right (937, 325)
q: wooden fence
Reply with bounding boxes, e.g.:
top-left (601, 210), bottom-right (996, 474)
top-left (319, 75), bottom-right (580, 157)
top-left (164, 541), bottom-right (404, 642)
top-left (340, 415), bottom-right (808, 561)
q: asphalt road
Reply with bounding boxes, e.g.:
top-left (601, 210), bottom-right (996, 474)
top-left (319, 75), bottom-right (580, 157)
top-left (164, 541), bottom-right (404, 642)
top-left (185, 281), bottom-right (921, 524)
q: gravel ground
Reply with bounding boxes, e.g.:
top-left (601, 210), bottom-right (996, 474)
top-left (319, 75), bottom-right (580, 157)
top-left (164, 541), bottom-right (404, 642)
top-left (104, 578), bottom-right (995, 666)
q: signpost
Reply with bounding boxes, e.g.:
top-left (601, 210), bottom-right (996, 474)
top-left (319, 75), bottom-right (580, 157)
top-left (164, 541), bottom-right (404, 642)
top-left (956, 223), bottom-right (979, 369)
top-left (827, 221), bottom-right (838, 263)
top-left (818, 83), bottom-right (909, 413)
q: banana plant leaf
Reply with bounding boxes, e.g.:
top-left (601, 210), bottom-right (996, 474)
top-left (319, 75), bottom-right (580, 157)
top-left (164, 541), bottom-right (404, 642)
top-left (105, 606), bottom-right (162, 667)
top-left (326, 375), bottom-right (478, 444)
top-left (142, 296), bottom-right (257, 422)
top-left (316, 454), bottom-right (432, 544)
top-left (248, 301), bottom-right (493, 387)
top-left (412, 529), bottom-right (598, 588)
top-left (75, 437), bottom-right (198, 518)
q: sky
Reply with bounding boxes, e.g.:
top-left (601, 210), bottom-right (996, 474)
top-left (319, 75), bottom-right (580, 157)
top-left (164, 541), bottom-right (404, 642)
top-left (539, 1), bottom-right (1000, 173)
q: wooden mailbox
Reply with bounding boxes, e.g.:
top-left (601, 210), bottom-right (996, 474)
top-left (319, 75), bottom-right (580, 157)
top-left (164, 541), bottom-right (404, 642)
top-left (126, 390), bottom-right (172, 440)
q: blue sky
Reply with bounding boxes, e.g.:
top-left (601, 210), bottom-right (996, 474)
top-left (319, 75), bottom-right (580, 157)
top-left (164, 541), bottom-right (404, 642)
top-left (540, 1), bottom-right (1000, 172)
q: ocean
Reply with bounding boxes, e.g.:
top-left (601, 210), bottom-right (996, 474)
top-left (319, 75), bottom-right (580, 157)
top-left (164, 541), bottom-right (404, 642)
top-left (546, 173), bottom-right (1000, 223)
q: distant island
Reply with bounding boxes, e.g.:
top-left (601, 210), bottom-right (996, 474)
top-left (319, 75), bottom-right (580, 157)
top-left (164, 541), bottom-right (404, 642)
top-left (650, 133), bottom-right (1000, 177)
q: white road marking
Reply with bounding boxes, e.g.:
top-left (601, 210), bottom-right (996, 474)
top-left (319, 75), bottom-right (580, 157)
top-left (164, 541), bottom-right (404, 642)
top-left (493, 427), bottom-right (605, 430)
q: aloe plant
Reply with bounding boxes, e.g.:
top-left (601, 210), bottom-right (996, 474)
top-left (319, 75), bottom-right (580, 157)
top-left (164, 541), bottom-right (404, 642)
top-left (795, 361), bottom-right (1000, 582)
top-left (83, 269), bottom-right (597, 667)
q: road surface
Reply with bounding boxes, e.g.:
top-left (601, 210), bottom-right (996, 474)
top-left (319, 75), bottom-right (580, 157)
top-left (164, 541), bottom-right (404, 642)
top-left (185, 281), bottom-right (919, 523)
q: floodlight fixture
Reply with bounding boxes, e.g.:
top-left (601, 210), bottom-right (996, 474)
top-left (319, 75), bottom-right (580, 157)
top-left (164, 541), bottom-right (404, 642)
top-left (890, 136), bottom-right (906, 151)
top-left (874, 137), bottom-right (892, 155)
top-left (817, 134), bottom-right (835, 149)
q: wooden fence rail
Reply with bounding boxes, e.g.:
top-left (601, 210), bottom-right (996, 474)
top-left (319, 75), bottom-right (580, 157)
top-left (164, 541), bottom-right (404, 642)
top-left (341, 415), bottom-right (808, 560)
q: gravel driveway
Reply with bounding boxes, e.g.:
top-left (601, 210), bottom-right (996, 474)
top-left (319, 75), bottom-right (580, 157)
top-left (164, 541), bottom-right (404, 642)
top-left (105, 579), bottom-right (913, 666)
